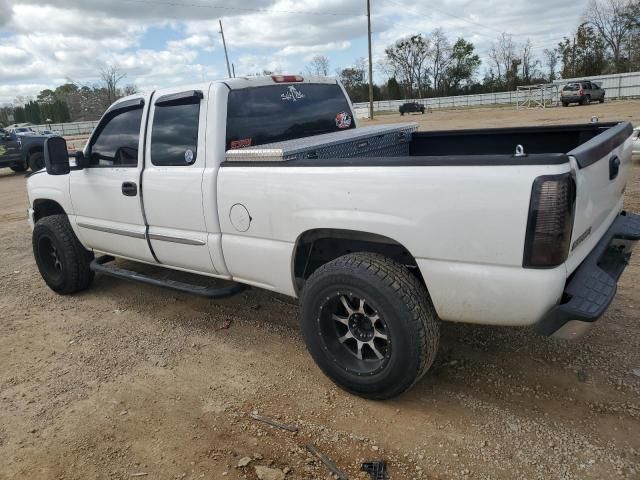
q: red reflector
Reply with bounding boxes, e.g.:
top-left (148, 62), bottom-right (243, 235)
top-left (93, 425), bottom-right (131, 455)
top-left (272, 75), bottom-right (304, 83)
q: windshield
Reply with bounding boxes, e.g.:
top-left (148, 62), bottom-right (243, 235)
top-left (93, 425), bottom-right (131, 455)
top-left (226, 83), bottom-right (354, 150)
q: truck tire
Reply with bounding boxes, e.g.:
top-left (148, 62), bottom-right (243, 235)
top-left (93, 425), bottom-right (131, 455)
top-left (29, 151), bottom-right (45, 171)
top-left (300, 252), bottom-right (439, 399)
top-left (32, 214), bottom-right (94, 294)
top-left (10, 161), bottom-right (27, 172)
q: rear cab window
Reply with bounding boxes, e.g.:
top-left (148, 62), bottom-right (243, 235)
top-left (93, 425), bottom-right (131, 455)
top-left (226, 83), bottom-right (354, 150)
top-left (151, 93), bottom-right (201, 166)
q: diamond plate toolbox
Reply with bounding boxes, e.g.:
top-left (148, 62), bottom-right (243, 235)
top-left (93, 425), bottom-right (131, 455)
top-left (225, 123), bottom-right (418, 162)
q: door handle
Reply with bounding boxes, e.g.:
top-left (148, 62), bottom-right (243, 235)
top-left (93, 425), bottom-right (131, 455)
top-left (122, 181), bottom-right (138, 196)
top-left (609, 155), bottom-right (620, 180)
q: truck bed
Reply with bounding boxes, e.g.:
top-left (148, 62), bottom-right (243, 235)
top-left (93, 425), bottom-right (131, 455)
top-left (225, 121), bottom-right (632, 168)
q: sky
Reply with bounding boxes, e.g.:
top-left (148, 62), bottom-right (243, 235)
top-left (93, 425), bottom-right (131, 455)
top-left (0, 0), bottom-right (591, 105)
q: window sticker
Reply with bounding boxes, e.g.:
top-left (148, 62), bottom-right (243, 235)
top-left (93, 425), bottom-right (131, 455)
top-left (184, 149), bottom-right (194, 164)
top-left (230, 138), bottom-right (252, 149)
top-left (335, 111), bottom-right (352, 129)
top-left (281, 85), bottom-right (305, 102)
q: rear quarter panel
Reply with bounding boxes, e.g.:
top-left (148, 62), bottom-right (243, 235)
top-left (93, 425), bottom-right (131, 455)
top-left (218, 162), bottom-right (571, 324)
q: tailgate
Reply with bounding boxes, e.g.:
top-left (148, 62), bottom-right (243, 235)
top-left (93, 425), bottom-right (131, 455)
top-left (566, 122), bottom-right (634, 273)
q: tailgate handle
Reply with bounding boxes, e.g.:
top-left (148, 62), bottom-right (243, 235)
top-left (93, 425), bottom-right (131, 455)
top-left (609, 155), bottom-right (620, 180)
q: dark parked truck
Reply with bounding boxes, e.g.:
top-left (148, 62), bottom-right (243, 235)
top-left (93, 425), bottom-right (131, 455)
top-left (0, 128), bottom-right (48, 172)
top-left (26, 75), bottom-right (640, 399)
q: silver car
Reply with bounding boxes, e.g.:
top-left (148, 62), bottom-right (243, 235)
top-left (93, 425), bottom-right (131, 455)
top-left (560, 81), bottom-right (606, 106)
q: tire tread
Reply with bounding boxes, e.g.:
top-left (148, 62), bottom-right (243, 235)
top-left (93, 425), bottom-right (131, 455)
top-left (301, 252), bottom-right (439, 399)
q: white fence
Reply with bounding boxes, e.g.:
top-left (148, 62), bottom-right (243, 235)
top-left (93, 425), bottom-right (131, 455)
top-left (32, 120), bottom-right (98, 136)
top-left (353, 70), bottom-right (640, 118)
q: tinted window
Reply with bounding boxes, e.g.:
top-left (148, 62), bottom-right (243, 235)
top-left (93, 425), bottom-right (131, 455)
top-left (151, 99), bottom-right (200, 166)
top-left (89, 106), bottom-right (143, 167)
top-left (563, 83), bottom-right (580, 91)
top-left (226, 83), bottom-right (354, 150)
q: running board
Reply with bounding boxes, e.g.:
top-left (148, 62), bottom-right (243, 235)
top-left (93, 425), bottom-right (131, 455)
top-left (90, 256), bottom-right (247, 299)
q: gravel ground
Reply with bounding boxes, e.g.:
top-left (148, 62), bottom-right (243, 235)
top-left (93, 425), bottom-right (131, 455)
top-left (1, 101), bottom-right (639, 480)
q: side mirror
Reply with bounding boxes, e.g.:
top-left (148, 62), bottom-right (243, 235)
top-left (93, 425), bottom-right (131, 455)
top-left (44, 136), bottom-right (70, 175)
top-left (73, 150), bottom-right (88, 169)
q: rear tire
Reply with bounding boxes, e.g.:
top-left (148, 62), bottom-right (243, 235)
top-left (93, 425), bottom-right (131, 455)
top-left (562, 102), bottom-right (569, 107)
top-left (32, 214), bottom-right (94, 294)
top-left (29, 151), bottom-right (45, 171)
top-left (582, 95), bottom-right (591, 105)
top-left (300, 253), bottom-right (440, 399)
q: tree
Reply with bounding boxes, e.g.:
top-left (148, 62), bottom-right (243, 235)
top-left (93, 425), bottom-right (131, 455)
top-left (338, 58), bottom-right (368, 102)
top-left (558, 24), bottom-right (609, 77)
top-left (428, 28), bottom-right (452, 94)
top-left (384, 34), bottom-right (431, 98)
top-left (520, 39), bottom-right (540, 83)
top-left (584, 0), bottom-right (636, 71)
top-left (442, 38), bottom-right (480, 93)
top-left (306, 55), bottom-right (330, 76)
top-left (543, 48), bottom-right (559, 81)
top-left (489, 33), bottom-right (518, 88)
top-left (386, 78), bottom-right (402, 99)
top-left (100, 65), bottom-right (127, 108)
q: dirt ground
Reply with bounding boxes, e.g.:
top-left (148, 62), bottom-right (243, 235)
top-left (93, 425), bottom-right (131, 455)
top-left (1, 101), bottom-right (639, 480)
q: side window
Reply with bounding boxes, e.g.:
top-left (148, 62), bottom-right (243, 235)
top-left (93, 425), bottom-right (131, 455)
top-left (150, 96), bottom-right (200, 166)
top-left (89, 106), bottom-right (143, 167)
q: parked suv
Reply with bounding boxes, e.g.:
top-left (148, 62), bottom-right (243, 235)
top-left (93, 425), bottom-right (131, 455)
top-left (399, 102), bottom-right (425, 115)
top-left (561, 81), bottom-right (605, 106)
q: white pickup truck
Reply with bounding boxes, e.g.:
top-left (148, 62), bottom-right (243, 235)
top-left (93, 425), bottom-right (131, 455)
top-left (27, 76), bottom-right (639, 399)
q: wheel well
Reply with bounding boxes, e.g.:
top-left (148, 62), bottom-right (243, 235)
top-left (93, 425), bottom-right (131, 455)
top-left (293, 229), bottom-right (424, 292)
top-left (33, 199), bottom-right (65, 223)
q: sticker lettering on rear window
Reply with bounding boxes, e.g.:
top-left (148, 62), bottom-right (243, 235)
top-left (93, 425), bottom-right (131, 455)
top-left (335, 111), bottom-right (352, 129)
top-left (230, 138), bottom-right (252, 149)
top-left (281, 86), bottom-right (305, 102)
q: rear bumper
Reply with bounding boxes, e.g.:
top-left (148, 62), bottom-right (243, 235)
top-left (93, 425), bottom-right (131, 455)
top-left (561, 95), bottom-right (583, 103)
top-left (534, 211), bottom-right (640, 338)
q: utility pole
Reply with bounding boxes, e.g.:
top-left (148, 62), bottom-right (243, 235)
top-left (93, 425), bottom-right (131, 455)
top-left (366, 0), bottom-right (374, 120)
top-left (219, 19), bottom-right (232, 78)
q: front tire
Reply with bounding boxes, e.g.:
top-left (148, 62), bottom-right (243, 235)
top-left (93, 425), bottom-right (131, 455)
top-left (29, 151), bottom-right (45, 171)
top-left (300, 253), bottom-right (439, 399)
top-left (10, 161), bottom-right (27, 172)
top-left (32, 215), bottom-right (94, 294)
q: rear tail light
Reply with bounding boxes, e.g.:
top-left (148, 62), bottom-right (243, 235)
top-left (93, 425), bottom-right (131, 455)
top-left (579, 88), bottom-right (584, 96)
top-left (523, 173), bottom-right (576, 268)
top-left (272, 75), bottom-right (304, 83)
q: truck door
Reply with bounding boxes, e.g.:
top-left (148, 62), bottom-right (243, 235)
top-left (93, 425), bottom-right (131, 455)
top-left (69, 98), bottom-right (155, 263)
top-left (141, 89), bottom-right (217, 274)
top-left (0, 129), bottom-right (22, 168)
